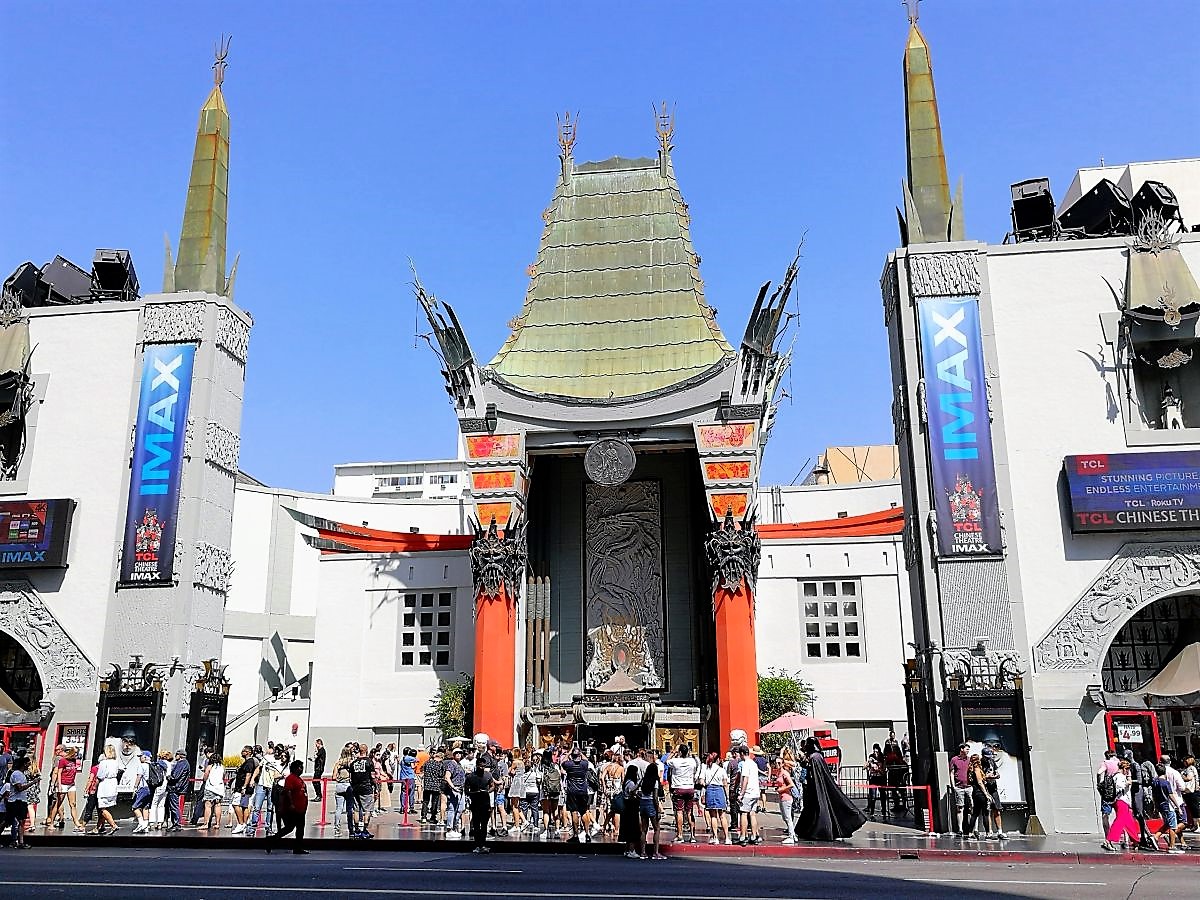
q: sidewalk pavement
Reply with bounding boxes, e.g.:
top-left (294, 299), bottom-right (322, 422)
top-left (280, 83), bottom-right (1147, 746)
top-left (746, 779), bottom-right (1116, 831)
top-left (19, 809), bottom-right (1200, 866)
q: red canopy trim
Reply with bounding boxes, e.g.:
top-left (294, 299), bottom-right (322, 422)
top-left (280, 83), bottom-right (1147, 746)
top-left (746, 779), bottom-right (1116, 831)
top-left (286, 507), bottom-right (472, 555)
top-left (758, 507), bottom-right (904, 540)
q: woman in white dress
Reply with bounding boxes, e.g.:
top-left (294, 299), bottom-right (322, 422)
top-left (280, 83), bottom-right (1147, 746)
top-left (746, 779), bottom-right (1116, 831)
top-left (95, 744), bottom-right (121, 834)
top-left (201, 753), bottom-right (226, 830)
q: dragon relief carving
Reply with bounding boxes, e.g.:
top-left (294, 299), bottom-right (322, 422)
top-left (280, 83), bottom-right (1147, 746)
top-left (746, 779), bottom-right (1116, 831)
top-left (1035, 544), bottom-right (1200, 670)
top-left (704, 508), bottom-right (761, 609)
top-left (469, 514), bottom-right (528, 608)
top-left (0, 581), bottom-right (97, 691)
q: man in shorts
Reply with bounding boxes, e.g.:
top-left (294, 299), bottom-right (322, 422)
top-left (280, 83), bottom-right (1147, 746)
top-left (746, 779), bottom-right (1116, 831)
top-left (231, 745), bottom-right (257, 834)
top-left (734, 745), bottom-right (762, 845)
top-left (668, 744), bottom-right (699, 842)
top-left (560, 744), bottom-right (592, 843)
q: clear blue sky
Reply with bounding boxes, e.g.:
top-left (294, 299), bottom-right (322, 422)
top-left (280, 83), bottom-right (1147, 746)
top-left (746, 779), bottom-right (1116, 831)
top-left (2, 2), bottom-right (1197, 493)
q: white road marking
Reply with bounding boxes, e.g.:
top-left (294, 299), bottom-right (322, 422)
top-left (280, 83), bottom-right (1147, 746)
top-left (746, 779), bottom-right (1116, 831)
top-left (344, 866), bottom-right (523, 873)
top-left (0, 884), bottom-right (827, 900)
top-left (931, 879), bottom-right (1106, 887)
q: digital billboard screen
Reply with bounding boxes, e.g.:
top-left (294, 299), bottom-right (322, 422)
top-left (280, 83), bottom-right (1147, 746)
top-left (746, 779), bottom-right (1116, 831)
top-left (0, 498), bottom-right (76, 568)
top-left (1064, 451), bottom-right (1200, 532)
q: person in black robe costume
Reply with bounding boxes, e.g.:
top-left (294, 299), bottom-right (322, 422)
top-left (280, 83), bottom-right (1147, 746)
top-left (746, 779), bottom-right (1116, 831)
top-left (795, 738), bottom-right (867, 841)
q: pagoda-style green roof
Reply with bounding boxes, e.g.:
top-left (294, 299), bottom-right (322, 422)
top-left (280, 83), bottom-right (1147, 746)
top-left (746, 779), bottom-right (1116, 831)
top-left (485, 153), bottom-right (733, 401)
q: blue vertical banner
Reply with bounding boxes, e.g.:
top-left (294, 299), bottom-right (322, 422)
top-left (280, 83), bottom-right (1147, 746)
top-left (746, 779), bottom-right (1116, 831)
top-left (119, 343), bottom-right (196, 585)
top-left (917, 297), bottom-right (1002, 557)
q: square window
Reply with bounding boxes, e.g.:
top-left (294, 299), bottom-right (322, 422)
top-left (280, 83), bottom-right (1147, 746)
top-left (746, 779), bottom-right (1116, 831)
top-left (846, 643), bottom-right (861, 657)
top-left (806, 643), bottom-right (821, 658)
top-left (804, 602), bottom-right (819, 618)
top-left (844, 622), bottom-right (859, 637)
top-left (826, 643), bottom-right (841, 657)
top-left (439, 593), bottom-right (452, 607)
top-left (435, 651), bottom-right (449, 667)
top-left (401, 652), bottom-right (413, 666)
top-left (806, 623), bottom-right (820, 637)
top-left (403, 613), bottom-right (414, 627)
top-left (438, 612), bottom-right (450, 626)
top-left (420, 633), bottom-right (432, 646)
top-left (419, 652), bottom-right (431, 665)
top-left (825, 622), bottom-right (839, 637)
top-left (420, 612), bottom-right (433, 627)
top-left (436, 632), bottom-right (449, 646)
top-left (403, 595), bottom-right (416, 607)
top-left (822, 582), bottom-right (836, 596)
top-left (803, 583), bottom-right (817, 597)
top-left (402, 633), bottom-right (414, 646)
top-left (843, 601), bottom-right (858, 617)
top-left (421, 594), bottom-right (434, 607)
top-left (823, 601), bottom-right (838, 618)
top-left (841, 582), bottom-right (856, 596)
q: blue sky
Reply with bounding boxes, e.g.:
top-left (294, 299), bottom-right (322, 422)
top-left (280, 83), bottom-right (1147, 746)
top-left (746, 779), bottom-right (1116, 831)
top-left (2, 1), bottom-right (1198, 493)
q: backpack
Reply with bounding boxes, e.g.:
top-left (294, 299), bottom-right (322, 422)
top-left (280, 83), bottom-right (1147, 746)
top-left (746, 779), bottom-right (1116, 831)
top-left (542, 765), bottom-right (561, 798)
top-left (146, 760), bottom-right (164, 789)
top-left (586, 764), bottom-right (599, 793)
top-left (1097, 771), bottom-right (1117, 804)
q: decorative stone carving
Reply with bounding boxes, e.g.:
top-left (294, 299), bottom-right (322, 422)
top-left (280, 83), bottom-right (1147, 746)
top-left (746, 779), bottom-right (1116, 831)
top-left (143, 302), bottom-right (206, 344)
top-left (215, 307), bottom-right (250, 364)
top-left (942, 646), bottom-right (1024, 691)
top-left (881, 261), bottom-right (898, 326)
top-left (704, 508), bottom-right (761, 602)
top-left (908, 252), bottom-right (980, 297)
top-left (891, 386), bottom-right (908, 445)
top-left (469, 513), bottom-right (528, 606)
top-left (183, 417), bottom-right (195, 459)
top-left (193, 542), bottom-right (234, 594)
top-left (0, 580), bottom-right (97, 691)
top-left (204, 421), bottom-right (240, 473)
top-left (902, 515), bottom-right (918, 571)
top-left (459, 417), bottom-right (490, 433)
top-left (584, 438), bottom-right (636, 486)
top-left (1035, 543), bottom-right (1200, 670)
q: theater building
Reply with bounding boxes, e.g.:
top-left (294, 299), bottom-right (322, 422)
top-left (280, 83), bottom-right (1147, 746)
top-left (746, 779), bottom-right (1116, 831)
top-left (883, 12), bottom-right (1200, 833)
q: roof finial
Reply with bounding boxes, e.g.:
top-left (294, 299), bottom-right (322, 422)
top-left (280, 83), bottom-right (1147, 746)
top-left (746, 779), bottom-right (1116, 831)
top-left (557, 110), bottom-right (579, 156)
top-left (654, 101), bottom-right (675, 154)
top-left (904, 0), bottom-right (920, 24)
top-left (213, 33), bottom-right (231, 88)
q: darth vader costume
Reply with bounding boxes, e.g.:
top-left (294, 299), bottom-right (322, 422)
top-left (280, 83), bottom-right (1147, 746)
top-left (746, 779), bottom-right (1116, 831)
top-left (795, 738), bottom-right (867, 841)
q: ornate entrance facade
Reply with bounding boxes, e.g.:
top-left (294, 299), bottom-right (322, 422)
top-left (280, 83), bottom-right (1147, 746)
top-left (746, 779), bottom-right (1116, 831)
top-left (417, 113), bottom-right (797, 747)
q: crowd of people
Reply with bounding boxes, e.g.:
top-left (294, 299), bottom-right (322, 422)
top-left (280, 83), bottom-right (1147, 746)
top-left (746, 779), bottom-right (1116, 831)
top-left (0, 731), bottom-right (871, 854)
top-left (1094, 748), bottom-right (1199, 854)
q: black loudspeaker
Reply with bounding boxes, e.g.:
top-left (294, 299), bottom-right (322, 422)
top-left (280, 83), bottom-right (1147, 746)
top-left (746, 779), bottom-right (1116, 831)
top-left (1011, 178), bottom-right (1056, 242)
top-left (90, 249), bottom-right (140, 303)
top-left (1058, 178), bottom-right (1132, 236)
top-left (1131, 180), bottom-right (1182, 228)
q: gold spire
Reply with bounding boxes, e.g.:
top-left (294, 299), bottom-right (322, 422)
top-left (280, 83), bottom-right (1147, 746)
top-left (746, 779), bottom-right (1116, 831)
top-left (901, 14), bottom-right (961, 244)
top-left (172, 35), bottom-right (233, 295)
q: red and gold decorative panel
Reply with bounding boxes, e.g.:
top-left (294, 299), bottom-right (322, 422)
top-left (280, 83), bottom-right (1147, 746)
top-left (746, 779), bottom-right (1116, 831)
top-left (465, 434), bottom-right (522, 460)
top-left (471, 470), bottom-right (517, 491)
top-left (708, 492), bottom-right (749, 519)
top-left (697, 422), bottom-right (756, 450)
top-left (704, 460), bottom-right (752, 482)
top-left (475, 501), bottom-right (513, 527)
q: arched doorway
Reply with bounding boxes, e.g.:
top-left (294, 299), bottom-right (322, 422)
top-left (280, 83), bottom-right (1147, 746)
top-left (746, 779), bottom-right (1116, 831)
top-left (1102, 593), bottom-right (1200, 761)
top-left (0, 629), bottom-right (43, 713)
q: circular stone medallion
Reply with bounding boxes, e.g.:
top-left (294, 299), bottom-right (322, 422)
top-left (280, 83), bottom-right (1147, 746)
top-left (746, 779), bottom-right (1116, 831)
top-left (584, 438), bottom-right (636, 486)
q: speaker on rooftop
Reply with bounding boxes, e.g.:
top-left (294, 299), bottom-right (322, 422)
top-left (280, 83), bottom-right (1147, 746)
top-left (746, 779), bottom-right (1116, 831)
top-left (90, 249), bottom-right (140, 303)
top-left (1131, 180), bottom-right (1182, 229)
top-left (1010, 178), bottom-right (1057, 242)
top-left (1057, 178), bottom-right (1132, 237)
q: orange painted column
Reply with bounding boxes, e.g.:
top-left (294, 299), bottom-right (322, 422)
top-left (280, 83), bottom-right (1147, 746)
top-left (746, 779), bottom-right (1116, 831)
top-left (472, 583), bottom-right (516, 745)
top-left (714, 579), bottom-right (760, 752)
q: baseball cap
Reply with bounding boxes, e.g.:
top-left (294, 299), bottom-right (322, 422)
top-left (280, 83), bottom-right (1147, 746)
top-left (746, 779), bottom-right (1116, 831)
top-left (176, 748), bottom-right (187, 755)
top-left (141, 750), bottom-right (153, 759)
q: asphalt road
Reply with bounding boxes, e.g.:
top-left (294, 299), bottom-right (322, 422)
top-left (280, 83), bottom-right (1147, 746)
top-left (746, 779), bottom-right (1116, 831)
top-left (0, 848), bottom-right (1188, 900)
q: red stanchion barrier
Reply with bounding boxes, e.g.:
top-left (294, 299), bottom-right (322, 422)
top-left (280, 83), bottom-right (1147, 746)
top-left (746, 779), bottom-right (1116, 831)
top-left (839, 779), bottom-right (935, 834)
top-left (402, 780), bottom-right (410, 826)
top-left (318, 777), bottom-right (328, 826)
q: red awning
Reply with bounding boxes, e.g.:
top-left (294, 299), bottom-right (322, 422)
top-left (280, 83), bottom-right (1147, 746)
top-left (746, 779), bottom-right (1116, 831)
top-left (758, 506), bottom-right (904, 540)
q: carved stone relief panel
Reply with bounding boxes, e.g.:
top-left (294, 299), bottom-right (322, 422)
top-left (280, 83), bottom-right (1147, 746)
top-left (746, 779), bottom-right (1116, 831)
top-left (215, 308), bottom-right (250, 365)
top-left (1035, 543), bottom-right (1200, 670)
top-left (192, 542), bottom-right (234, 594)
top-left (142, 303), bottom-right (206, 344)
top-left (908, 252), bottom-right (981, 297)
top-left (204, 422), bottom-right (241, 474)
top-left (0, 581), bottom-right (97, 691)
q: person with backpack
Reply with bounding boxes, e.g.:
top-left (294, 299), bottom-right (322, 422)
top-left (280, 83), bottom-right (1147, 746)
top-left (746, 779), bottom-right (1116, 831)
top-left (1101, 757), bottom-right (1140, 851)
top-left (1151, 762), bottom-right (1188, 853)
top-left (346, 743), bottom-right (375, 839)
top-left (3, 756), bottom-right (34, 849)
top-left (147, 750), bottom-right (169, 831)
top-left (537, 749), bottom-right (561, 840)
top-left (1096, 750), bottom-right (1119, 835)
top-left (442, 748), bottom-right (467, 838)
top-left (165, 749), bottom-right (191, 833)
top-left (265, 759), bottom-right (309, 855)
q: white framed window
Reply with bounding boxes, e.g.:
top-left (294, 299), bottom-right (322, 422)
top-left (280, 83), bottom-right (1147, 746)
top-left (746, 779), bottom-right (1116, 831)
top-left (429, 474), bottom-right (458, 485)
top-left (378, 474), bottom-right (423, 487)
top-left (397, 590), bottom-right (454, 669)
top-left (800, 579), bottom-right (863, 661)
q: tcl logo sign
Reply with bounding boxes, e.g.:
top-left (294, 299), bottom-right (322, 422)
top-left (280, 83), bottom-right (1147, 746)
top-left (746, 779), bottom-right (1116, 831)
top-left (1075, 455), bottom-right (1109, 475)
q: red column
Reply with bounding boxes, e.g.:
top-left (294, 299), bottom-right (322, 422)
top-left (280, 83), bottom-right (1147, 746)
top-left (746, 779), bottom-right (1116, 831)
top-left (714, 579), bottom-right (760, 752)
top-left (472, 583), bottom-right (516, 745)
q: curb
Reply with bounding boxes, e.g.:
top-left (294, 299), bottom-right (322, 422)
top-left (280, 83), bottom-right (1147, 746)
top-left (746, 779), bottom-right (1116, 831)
top-left (667, 842), bottom-right (1200, 866)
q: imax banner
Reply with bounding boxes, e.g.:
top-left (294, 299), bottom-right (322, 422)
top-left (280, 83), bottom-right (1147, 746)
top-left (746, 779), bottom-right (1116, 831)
top-left (917, 297), bottom-right (1002, 557)
top-left (119, 343), bottom-right (196, 585)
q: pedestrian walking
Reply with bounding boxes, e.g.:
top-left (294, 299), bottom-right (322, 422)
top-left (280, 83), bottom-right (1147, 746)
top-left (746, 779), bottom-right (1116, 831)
top-left (795, 736), bottom-right (867, 842)
top-left (699, 751), bottom-right (731, 844)
top-left (442, 748), bottom-right (467, 838)
top-left (420, 747), bottom-right (446, 825)
top-left (200, 752), bottom-right (226, 829)
top-left (733, 745), bottom-right (762, 845)
top-left (638, 761), bottom-right (665, 860)
top-left (668, 744), bottom-right (699, 843)
top-left (165, 749), bottom-right (190, 832)
top-left (2, 756), bottom-right (35, 849)
top-left (1101, 757), bottom-right (1140, 851)
top-left (776, 755), bottom-right (799, 844)
top-left (311, 739), bottom-right (326, 802)
top-left (347, 744), bottom-right (376, 839)
top-left (466, 757), bottom-right (493, 853)
top-left (130, 750), bottom-right (153, 833)
top-left (618, 763), bottom-right (643, 858)
top-left (266, 760), bottom-right (310, 855)
top-left (148, 750), bottom-right (170, 831)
